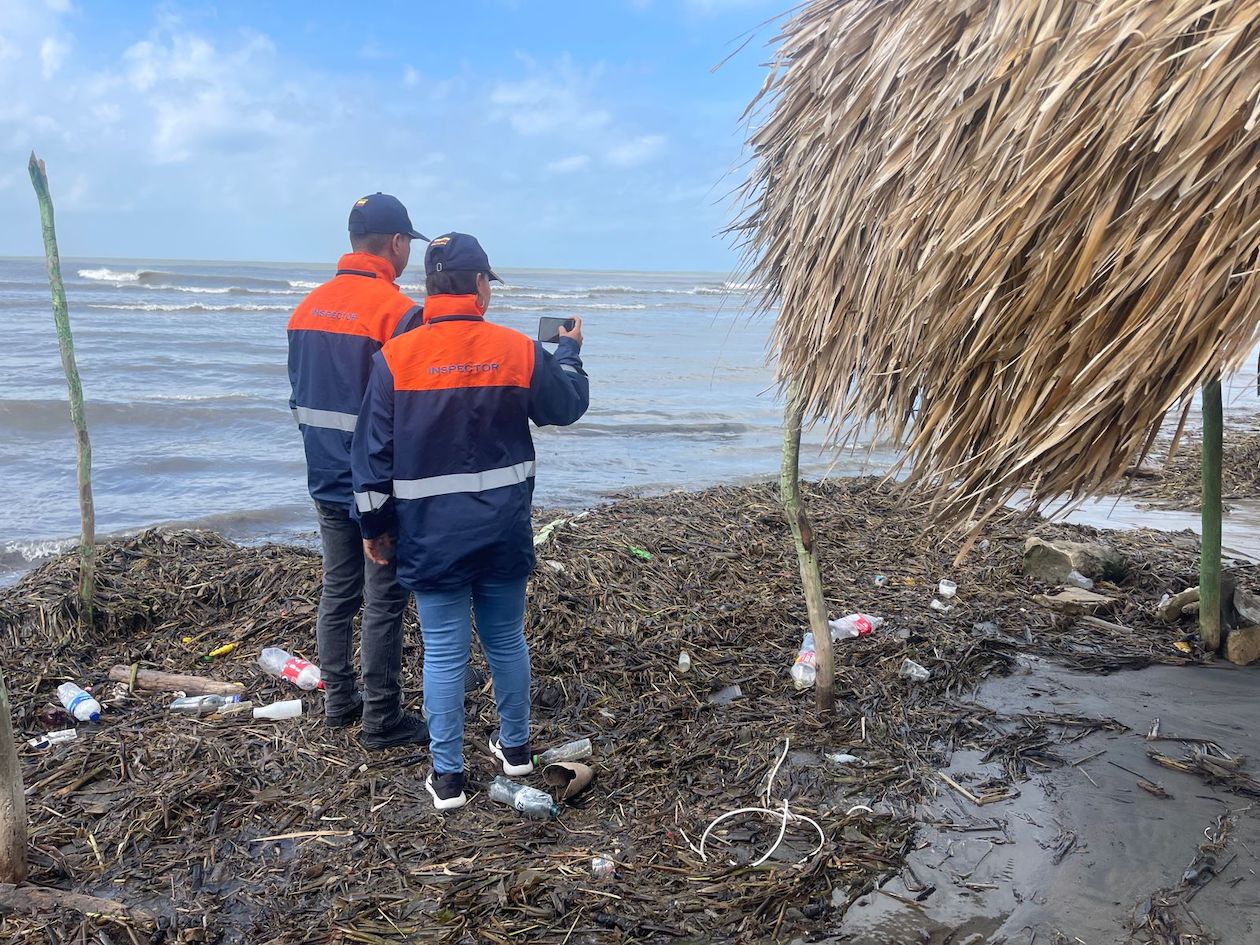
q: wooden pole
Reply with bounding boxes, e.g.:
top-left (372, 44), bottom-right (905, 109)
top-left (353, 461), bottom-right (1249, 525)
top-left (780, 381), bottom-right (835, 713)
top-left (0, 667), bottom-right (27, 884)
top-left (1200, 377), bottom-right (1223, 651)
top-left (28, 152), bottom-right (95, 629)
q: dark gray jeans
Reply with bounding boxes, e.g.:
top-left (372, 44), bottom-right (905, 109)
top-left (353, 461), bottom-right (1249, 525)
top-left (314, 501), bottom-right (407, 732)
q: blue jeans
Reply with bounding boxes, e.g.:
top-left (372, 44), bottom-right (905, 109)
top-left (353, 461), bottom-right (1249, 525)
top-left (414, 577), bottom-right (531, 774)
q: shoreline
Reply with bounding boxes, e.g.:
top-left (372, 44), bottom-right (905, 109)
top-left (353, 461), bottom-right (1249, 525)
top-left (3, 477), bottom-right (1258, 942)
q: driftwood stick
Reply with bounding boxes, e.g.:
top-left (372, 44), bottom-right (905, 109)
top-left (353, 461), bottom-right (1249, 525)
top-left (0, 668), bottom-right (26, 883)
top-left (28, 152), bottom-right (96, 630)
top-left (0, 882), bottom-right (157, 926)
top-left (1200, 377), bottom-right (1223, 651)
top-left (108, 665), bottom-right (245, 696)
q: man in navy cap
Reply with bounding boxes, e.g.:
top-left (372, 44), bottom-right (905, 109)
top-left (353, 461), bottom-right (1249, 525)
top-left (352, 232), bottom-right (589, 810)
top-left (287, 193), bottom-right (429, 748)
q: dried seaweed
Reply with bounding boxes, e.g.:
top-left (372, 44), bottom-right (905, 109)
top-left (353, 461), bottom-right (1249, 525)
top-left (0, 480), bottom-right (1222, 943)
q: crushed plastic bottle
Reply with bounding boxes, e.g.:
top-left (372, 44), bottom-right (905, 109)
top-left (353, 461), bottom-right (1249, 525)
top-left (489, 776), bottom-right (559, 818)
top-left (253, 699), bottom-right (303, 720)
top-left (27, 729), bottom-right (78, 750)
top-left (536, 737), bottom-right (593, 765)
top-left (828, 613), bottom-right (883, 641)
top-left (57, 683), bottom-right (101, 722)
top-left (170, 694), bottom-right (242, 716)
top-left (1066, 569), bottom-right (1095, 590)
top-left (898, 658), bottom-right (931, 682)
top-left (676, 650), bottom-right (692, 673)
top-left (791, 632), bottom-right (817, 689)
top-left (873, 574), bottom-right (889, 588)
top-left (929, 598), bottom-right (952, 613)
top-left (257, 647), bottom-right (323, 690)
top-left (825, 752), bottom-right (861, 766)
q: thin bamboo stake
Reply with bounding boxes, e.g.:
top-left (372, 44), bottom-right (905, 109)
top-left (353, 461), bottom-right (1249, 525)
top-left (0, 667), bottom-right (27, 884)
top-left (1200, 377), bottom-right (1223, 651)
top-left (780, 381), bottom-right (835, 712)
top-left (28, 152), bottom-right (95, 629)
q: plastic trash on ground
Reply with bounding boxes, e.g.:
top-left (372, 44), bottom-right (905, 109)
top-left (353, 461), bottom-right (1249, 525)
top-left (707, 683), bottom-right (743, 705)
top-left (591, 856), bottom-right (615, 879)
top-left (828, 613), bottom-right (883, 641)
top-left (170, 694), bottom-right (242, 716)
top-left (257, 647), bottom-right (323, 690)
top-left (57, 683), bottom-right (101, 722)
top-left (1066, 569), bottom-right (1095, 590)
top-left (676, 650), bottom-right (692, 673)
top-left (489, 776), bottom-right (559, 818)
top-left (536, 737), bottom-right (593, 765)
top-left (791, 631), bottom-right (817, 689)
top-left (253, 699), bottom-right (302, 720)
top-left (898, 658), bottom-right (931, 682)
top-left (937, 579), bottom-right (958, 599)
top-left (27, 728), bottom-right (77, 750)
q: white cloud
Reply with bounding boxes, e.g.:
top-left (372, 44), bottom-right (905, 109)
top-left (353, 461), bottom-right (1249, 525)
top-left (46, 0), bottom-right (73, 12)
top-left (546, 154), bottom-right (591, 174)
top-left (120, 32), bottom-right (291, 164)
top-left (40, 36), bottom-right (68, 78)
top-left (490, 58), bottom-right (612, 136)
top-left (605, 133), bottom-right (666, 167)
top-left (403, 65), bottom-right (420, 87)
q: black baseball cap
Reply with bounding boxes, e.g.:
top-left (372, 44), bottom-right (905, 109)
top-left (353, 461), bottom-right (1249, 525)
top-left (424, 232), bottom-right (502, 282)
top-left (348, 193), bottom-right (427, 240)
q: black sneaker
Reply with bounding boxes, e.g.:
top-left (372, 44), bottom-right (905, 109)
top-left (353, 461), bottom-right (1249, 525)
top-left (324, 692), bottom-right (364, 729)
top-left (465, 665), bottom-right (487, 693)
top-left (489, 730), bottom-right (534, 776)
top-left (358, 711), bottom-right (430, 750)
top-left (426, 771), bottom-right (467, 811)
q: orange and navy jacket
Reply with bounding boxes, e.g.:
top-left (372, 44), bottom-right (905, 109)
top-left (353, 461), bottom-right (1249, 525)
top-left (351, 294), bottom-right (589, 591)
top-left (286, 253), bottom-right (423, 507)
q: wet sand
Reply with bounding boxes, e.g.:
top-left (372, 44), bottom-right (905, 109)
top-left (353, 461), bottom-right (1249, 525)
top-left (835, 660), bottom-right (1260, 944)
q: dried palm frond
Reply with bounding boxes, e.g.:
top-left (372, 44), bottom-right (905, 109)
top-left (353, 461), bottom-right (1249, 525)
top-left (736, 0), bottom-right (1260, 526)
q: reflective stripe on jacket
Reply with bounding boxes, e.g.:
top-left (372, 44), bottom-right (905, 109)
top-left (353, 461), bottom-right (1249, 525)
top-left (287, 253), bottom-right (420, 507)
top-left (351, 294), bottom-right (590, 591)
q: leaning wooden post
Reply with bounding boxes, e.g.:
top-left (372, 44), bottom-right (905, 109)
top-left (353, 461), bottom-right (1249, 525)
top-left (0, 666), bottom-right (27, 884)
top-left (28, 152), bottom-right (95, 628)
top-left (1200, 377), bottom-right (1223, 651)
top-left (780, 380), bottom-right (835, 713)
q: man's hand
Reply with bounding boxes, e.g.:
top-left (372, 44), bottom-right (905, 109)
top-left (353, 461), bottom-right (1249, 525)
top-left (363, 533), bottom-right (396, 566)
top-left (558, 315), bottom-right (583, 346)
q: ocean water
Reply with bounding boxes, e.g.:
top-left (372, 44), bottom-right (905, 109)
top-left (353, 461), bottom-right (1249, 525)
top-left (0, 257), bottom-right (862, 580)
top-left (7, 257), bottom-right (1260, 582)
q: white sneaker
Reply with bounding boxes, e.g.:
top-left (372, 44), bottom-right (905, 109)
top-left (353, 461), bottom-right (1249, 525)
top-left (426, 771), bottom-right (467, 811)
top-left (488, 730), bottom-right (534, 777)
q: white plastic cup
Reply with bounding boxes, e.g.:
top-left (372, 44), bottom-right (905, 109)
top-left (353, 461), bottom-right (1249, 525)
top-left (937, 579), bottom-right (958, 599)
top-left (253, 699), bottom-right (302, 720)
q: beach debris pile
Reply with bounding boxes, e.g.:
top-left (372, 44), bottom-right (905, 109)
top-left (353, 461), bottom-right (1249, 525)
top-left (0, 479), bottom-right (1251, 943)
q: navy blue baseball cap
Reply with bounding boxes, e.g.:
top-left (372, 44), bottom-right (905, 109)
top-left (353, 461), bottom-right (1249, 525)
top-left (424, 232), bottom-right (502, 282)
top-left (348, 193), bottom-right (427, 240)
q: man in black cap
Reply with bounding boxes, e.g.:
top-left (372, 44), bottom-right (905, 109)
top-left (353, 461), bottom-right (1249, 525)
top-left (287, 193), bottom-right (429, 748)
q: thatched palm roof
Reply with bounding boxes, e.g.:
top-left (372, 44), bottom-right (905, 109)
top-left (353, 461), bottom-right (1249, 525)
top-left (737, 0), bottom-right (1260, 525)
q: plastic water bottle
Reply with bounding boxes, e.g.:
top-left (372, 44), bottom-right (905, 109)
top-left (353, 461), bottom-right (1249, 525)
top-left (57, 683), bottom-right (102, 722)
top-left (489, 776), bottom-right (559, 818)
top-left (535, 737), bottom-right (593, 765)
top-left (828, 613), bottom-right (883, 641)
top-left (676, 651), bottom-right (692, 673)
top-left (169, 694), bottom-right (241, 716)
top-left (257, 647), bottom-right (323, 690)
top-left (253, 699), bottom-right (303, 720)
top-left (791, 632), bottom-right (817, 689)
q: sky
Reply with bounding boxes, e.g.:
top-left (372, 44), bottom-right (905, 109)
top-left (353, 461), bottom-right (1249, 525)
top-left (0, 0), bottom-right (793, 272)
